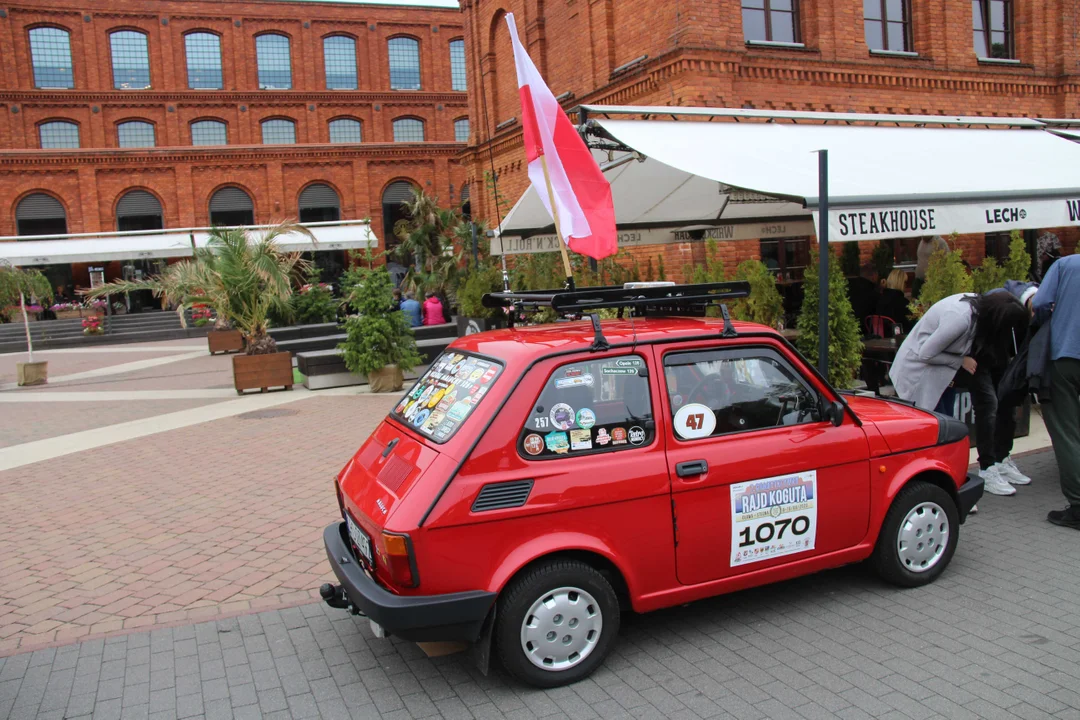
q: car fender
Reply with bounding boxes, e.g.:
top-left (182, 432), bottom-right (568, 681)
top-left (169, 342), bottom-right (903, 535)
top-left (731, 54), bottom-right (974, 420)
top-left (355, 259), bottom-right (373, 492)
top-left (485, 531), bottom-right (635, 599)
top-left (867, 454), bottom-right (960, 545)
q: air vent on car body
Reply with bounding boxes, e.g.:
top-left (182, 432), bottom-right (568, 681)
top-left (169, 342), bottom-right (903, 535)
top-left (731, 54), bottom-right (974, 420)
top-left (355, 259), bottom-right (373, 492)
top-left (377, 455), bottom-right (412, 493)
top-left (472, 480), bottom-right (534, 512)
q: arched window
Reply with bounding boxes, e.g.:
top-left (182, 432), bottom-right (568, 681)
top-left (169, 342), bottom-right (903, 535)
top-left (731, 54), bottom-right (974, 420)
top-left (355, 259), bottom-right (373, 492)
top-left (392, 117), bottom-right (424, 142)
top-left (449, 39), bottom-right (466, 91)
top-left (209, 187), bottom-right (254, 226)
top-left (454, 117), bottom-right (470, 143)
top-left (185, 32), bottom-right (223, 89)
top-left (261, 118), bottom-right (296, 144)
top-left (298, 183), bottom-right (341, 223)
top-left (29, 27), bottom-right (74, 89)
top-left (191, 119), bottom-right (227, 146)
top-left (16, 193), bottom-right (67, 236)
top-left (39, 121), bottom-right (80, 149)
top-left (388, 37), bottom-right (420, 90)
top-left (381, 181), bottom-right (416, 246)
top-left (117, 120), bottom-right (155, 148)
top-left (116, 189), bottom-right (163, 232)
top-left (256, 34), bottom-right (292, 89)
top-left (328, 118), bottom-right (362, 143)
top-left (109, 30), bottom-right (151, 89)
top-left (323, 35), bottom-right (357, 90)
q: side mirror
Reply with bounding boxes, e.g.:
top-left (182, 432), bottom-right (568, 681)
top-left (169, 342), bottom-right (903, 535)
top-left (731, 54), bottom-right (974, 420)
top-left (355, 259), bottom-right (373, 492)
top-left (824, 400), bottom-right (845, 427)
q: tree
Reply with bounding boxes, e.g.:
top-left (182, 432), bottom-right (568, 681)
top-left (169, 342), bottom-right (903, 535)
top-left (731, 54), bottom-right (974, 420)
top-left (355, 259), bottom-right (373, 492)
top-left (871, 239), bottom-right (894, 281)
top-left (910, 240), bottom-right (972, 319)
top-left (0, 262), bottom-right (53, 362)
top-left (731, 259), bottom-right (784, 329)
top-left (338, 249), bottom-right (422, 376)
top-left (841, 241), bottom-right (861, 277)
top-left (85, 222), bottom-right (311, 354)
top-left (795, 249), bottom-right (863, 388)
top-left (971, 257), bottom-right (1007, 294)
top-left (392, 189), bottom-right (463, 298)
top-left (290, 266), bottom-right (340, 325)
top-left (1003, 229), bottom-right (1032, 281)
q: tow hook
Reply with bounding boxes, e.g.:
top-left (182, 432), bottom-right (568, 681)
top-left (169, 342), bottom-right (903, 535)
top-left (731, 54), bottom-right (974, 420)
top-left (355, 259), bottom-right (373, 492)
top-left (319, 583), bottom-right (365, 616)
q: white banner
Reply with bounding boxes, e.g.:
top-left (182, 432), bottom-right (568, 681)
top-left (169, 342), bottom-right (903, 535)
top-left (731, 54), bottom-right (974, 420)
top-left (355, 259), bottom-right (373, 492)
top-left (493, 220), bottom-right (816, 256)
top-left (814, 196), bottom-right (1080, 242)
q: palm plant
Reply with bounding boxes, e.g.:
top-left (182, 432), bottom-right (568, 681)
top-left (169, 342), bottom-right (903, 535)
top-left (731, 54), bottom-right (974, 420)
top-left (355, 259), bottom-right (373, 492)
top-left (391, 190), bottom-right (463, 297)
top-left (84, 221), bottom-right (312, 354)
top-left (0, 261), bottom-right (53, 362)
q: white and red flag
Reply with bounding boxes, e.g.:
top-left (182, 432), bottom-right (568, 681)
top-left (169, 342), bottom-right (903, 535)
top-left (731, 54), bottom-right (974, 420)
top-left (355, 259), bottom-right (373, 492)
top-left (505, 13), bottom-right (616, 260)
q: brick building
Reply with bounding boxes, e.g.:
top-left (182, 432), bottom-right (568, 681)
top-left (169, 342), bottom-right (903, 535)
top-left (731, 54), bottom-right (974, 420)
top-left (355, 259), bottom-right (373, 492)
top-left (459, 0), bottom-right (1080, 281)
top-left (0, 0), bottom-right (469, 292)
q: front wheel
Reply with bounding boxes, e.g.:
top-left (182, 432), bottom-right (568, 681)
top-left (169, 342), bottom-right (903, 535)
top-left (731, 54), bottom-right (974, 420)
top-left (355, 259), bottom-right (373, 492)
top-left (871, 481), bottom-right (959, 587)
top-left (495, 559), bottom-right (620, 688)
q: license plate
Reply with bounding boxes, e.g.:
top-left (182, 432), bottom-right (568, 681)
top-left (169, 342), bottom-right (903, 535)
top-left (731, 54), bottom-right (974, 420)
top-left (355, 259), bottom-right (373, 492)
top-left (345, 514), bottom-right (373, 567)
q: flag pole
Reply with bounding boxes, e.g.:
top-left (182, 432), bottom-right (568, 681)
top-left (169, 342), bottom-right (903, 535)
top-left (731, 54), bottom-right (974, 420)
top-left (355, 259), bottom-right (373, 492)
top-left (540, 154), bottom-right (575, 291)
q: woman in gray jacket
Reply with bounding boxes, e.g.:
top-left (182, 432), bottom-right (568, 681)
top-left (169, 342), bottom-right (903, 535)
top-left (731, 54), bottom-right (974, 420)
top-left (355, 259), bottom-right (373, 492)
top-left (890, 292), bottom-right (1029, 497)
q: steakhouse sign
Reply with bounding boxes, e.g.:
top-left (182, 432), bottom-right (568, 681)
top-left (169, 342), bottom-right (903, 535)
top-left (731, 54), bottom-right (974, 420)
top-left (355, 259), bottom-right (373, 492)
top-left (817, 197), bottom-right (1080, 242)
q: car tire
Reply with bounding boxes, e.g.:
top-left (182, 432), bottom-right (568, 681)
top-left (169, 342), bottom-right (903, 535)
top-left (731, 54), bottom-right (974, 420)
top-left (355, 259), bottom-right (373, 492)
top-left (495, 559), bottom-right (620, 688)
top-left (872, 480), bottom-right (959, 588)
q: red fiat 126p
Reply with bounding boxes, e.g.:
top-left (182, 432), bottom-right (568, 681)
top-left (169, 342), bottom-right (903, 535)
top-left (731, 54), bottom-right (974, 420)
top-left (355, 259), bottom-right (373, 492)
top-left (320, 282), bottom-right (981, 687)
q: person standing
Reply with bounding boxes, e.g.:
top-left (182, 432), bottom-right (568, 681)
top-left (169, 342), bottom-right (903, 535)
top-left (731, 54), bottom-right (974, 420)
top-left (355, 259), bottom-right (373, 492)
top-left (400, 290), bottom-right (422, 327)
top-left (422, 291), bottom-right (445, 326)
top-left (1032, 254), bottom-right (1080, 529)
top-left (890, 292), bottom-right (1030, 496)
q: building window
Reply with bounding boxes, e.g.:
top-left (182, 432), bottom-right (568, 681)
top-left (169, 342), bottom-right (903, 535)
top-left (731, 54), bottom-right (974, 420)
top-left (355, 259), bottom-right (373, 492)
top-left (328, 118), bottom-right (362, 143)
top-left (16, 193), bottom-right (67, 236)
top-left (110, 30), bottom-right (151, 89)
top-left (449, 39), bottom-right (467, 91)
top-left (298, 183), bottom-right (341, 223)
top-left (256, 34), bottom-right (292, 89)
top-left (117, 120), bottom-right (156, 148)
top-left (454, 118), bottom-right (470, 143)
top-left (864, 0), bottom-right (911, 52)
top-left (388, 37), bottom-right (421, 90)
top-left (116, 189), bottom-right (164, 232)
top-left (185, 32), bottom-right (223, 89)
top-left (759, 237), bottom-right (810, 281)
top-left (39, 121), bottom-right (80, 149)
top-left (209, 186), bottom-right (254, 226)
top-left (29, 27), bottom-right (74, 89)
top-left (742, 0), bottom-right (799, 43)
top-left (261, 118), bottom-right (296, 144)
top-left (191, 119), bottom-right (228, 146)
top-left (973, 0), bottom-right (1013, 59)
top-left (392, 118), bottom-right (425, 142)
top-left (985, 232), bottom-right (1012, 264)
top-left (323, 35), bottom-right (358, 90)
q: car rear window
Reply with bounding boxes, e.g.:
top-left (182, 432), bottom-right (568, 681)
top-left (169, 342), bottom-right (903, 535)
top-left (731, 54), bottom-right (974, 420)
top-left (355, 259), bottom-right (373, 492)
top-left (392, 351), bottom-right (504, 443)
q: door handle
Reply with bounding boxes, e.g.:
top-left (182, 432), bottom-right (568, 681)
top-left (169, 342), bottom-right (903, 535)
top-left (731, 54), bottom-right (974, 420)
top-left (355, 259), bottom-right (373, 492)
top-left (676, 460), bottom-right (708, 478)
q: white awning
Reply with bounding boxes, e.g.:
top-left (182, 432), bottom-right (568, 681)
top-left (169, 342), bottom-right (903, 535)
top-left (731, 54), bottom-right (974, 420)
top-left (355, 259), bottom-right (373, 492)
top-left (0, 221), bottom-right (376, 266)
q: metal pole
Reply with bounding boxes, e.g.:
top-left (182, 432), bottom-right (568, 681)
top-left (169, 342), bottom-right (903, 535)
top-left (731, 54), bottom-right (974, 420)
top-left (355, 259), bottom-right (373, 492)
top-left (816, 149), bottom-right (829, 378)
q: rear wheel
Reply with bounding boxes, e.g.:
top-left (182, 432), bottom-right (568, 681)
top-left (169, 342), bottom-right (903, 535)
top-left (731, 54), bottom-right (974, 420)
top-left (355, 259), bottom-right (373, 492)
top-left (872, 481), bottom-right (959, 587)
top-left (496, 559), bottom-right (620, 688)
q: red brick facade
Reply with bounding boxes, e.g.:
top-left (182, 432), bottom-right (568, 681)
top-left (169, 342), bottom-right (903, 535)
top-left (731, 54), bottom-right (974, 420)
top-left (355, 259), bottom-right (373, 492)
top-left (459, 0), bottom-right (1080, 279)
top-left (0, 0), bottom-right (469, 243)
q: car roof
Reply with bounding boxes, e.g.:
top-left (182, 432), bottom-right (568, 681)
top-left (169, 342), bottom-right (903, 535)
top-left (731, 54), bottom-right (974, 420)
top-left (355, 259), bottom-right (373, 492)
top-left (448, 316), bottom-right (782, 367)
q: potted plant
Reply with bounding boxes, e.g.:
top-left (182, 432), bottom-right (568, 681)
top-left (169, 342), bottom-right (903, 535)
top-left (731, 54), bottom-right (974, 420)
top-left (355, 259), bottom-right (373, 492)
top-left (290, 267), bottom-right (341, 325)
top-left (731, 259), bottom-right (785, 329)
top-left (86, 221), bottom-right (311, 393)
top-left (795, 248), bottom-right (863, 389)
top-left (82, 315), bottom-right (104, 335)
top-left (51, 301), bottom-right (83, 320)
top-left (0, 262), bottom-right (54, 386)
top-left (338, 250), bottom-right (422, 392)
top-left (456, 262), bottom-right (505, 336)
top-left (909, 236), bottom-right (973, 320)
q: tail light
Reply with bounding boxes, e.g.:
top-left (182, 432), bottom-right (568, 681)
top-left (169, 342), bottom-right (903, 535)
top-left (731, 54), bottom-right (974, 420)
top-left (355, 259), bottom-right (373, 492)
top-left (380, 532), bottom-right (418, 588)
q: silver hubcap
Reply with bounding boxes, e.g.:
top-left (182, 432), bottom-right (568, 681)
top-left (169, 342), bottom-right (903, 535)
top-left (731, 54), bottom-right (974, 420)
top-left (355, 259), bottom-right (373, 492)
top-left (897, 501), bottom-right (949, 573)
top-left (520, 586), bottom-right (602, 671)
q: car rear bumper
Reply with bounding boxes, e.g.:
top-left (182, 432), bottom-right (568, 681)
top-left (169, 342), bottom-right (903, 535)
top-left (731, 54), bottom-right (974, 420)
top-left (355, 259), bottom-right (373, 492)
top-left (322, 523), bottom-right (495, 642)
top-left (957, 473), bottom-right (983, 523)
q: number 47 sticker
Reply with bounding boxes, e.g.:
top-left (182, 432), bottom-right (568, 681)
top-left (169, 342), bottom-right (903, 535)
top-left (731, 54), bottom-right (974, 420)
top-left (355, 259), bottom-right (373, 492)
top-left (674, 403), bottom-right (716, 439)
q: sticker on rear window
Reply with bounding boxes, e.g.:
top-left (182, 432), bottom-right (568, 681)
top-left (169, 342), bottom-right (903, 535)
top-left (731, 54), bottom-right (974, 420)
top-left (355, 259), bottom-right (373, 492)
top-left (392, 352), bottom-right (503, 443)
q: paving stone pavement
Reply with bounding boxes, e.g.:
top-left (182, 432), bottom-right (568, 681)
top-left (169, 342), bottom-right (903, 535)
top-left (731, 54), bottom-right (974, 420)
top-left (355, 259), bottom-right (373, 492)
top-left (1, 449), bottom-right (1078, 719)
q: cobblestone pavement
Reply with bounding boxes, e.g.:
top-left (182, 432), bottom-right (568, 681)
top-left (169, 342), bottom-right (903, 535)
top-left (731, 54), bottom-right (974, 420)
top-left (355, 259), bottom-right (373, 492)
top-left (2, 450), bottom-right (1078, 719)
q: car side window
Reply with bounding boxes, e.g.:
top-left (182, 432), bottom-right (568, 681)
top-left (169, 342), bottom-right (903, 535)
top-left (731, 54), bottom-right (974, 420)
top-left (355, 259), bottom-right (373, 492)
top-left (519, 355), bottom-right (653, 459)
top-left (664, 347), bottom-right (821, 440)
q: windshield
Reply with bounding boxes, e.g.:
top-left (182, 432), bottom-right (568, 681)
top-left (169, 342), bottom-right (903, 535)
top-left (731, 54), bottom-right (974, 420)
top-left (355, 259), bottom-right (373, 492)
top-left (391, 351), bottom-right (504, 443)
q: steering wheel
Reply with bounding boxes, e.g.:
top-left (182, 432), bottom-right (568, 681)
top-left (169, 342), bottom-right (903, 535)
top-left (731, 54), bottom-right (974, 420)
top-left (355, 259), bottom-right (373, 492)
top-left (686, 374), bottom-right (731, 410)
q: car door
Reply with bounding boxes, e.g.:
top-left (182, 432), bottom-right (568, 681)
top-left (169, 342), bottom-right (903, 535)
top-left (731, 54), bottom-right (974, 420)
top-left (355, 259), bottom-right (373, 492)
top-left (658, 341), bottom-right (871, 586)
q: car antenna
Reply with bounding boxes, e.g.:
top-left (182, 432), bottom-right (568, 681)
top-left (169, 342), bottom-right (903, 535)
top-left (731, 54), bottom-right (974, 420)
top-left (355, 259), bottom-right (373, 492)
top-left (720, 303), bottom-right (738, 338)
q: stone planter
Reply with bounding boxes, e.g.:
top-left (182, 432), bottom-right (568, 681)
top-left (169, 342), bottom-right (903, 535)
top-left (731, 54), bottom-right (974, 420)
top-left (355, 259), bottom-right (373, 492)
top-left (55, 309), bottom-right (83, 320)
top-left (232, 351), bottom-right (294, 394)
top-left (208, 329), bottom-right (244, 355)
top-left (368, 364), bottom-right (405, 393)
top-left (455, 315), bottom-right (505, 337)
top-left (17, 361), bottom-right (48, 386)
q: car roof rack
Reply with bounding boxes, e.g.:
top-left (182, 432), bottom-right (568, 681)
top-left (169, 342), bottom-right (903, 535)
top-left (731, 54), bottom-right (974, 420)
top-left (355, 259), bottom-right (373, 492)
top-left (482, 281), bottom-right (751, 348)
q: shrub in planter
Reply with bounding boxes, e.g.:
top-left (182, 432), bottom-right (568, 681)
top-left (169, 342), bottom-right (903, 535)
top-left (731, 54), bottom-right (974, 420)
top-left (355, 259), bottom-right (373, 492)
top-left (290, 268), bottom-right (340, 325)
top-left (339, 252), bottom-right (422, 392)
top-left (795, 249), bottom-right (863, 389)
top-left (456, 263), bottom-right (505, 335)
top-left (731, 259), bottom-right (784, 329)
top-left (909, 239), bottom-right (972, 319)
top-left (0, 262), bottom-right (53, 385)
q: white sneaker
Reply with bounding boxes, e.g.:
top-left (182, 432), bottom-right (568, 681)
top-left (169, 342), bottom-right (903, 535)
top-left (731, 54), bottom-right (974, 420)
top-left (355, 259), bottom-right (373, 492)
top-left (969, 504), bottom-right (978, 515)
top-left (981, 465), bottom-right (1016, 496)
top-left (999, 456), bottom-right (1032, 485)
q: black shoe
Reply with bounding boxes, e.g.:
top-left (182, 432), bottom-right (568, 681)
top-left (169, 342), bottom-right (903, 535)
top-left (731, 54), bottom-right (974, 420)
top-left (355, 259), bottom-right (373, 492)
top-left (1047, 506), bottom-right (1080, 529)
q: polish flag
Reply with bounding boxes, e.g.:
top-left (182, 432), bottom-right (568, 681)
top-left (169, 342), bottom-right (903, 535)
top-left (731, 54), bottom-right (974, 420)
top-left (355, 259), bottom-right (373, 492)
top-left (506, 13), bottom-right (616, 260)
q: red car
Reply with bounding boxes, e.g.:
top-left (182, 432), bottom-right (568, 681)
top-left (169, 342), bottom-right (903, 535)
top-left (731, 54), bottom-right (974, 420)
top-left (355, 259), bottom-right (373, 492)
top-left (321, 282), bottom-right (981, 687)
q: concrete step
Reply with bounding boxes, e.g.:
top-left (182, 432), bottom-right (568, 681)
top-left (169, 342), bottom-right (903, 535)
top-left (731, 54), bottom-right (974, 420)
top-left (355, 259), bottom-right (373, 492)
top-left (294, 337), bottom-right (451, 376)
top-left (0, 325), bottom-right (212, 354)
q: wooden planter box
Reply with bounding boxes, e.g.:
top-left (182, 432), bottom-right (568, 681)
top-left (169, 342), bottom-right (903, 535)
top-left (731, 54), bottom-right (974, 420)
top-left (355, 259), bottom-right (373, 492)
top-left (232, 351), bottom-right (293, 394)
top-left (55, 309), bottom-right (83, 320)
top-left (17, 361), bottom-right (48, 386)
top-left (208, 329), bottom-right (244, 355)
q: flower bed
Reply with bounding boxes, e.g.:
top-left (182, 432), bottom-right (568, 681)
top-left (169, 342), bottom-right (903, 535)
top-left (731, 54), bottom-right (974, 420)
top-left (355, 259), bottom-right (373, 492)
top-left (82, 315), bottom-right (104, 335)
